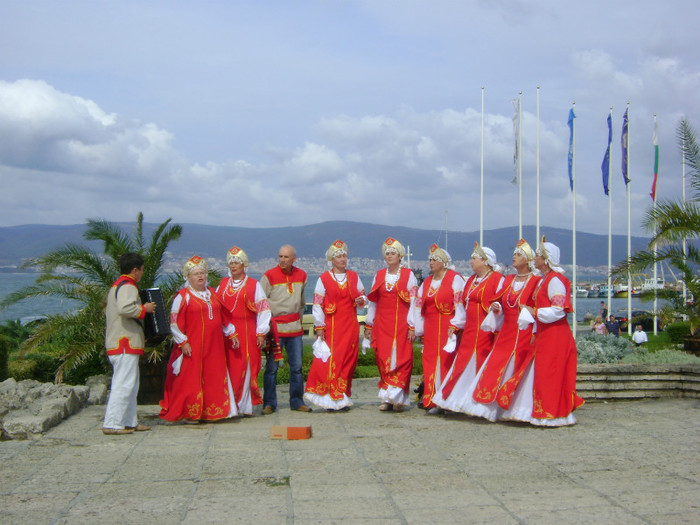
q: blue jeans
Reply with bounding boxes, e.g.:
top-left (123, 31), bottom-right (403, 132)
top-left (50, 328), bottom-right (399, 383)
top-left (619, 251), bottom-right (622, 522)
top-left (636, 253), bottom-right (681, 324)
top-left (263, 335), bottom-right (304, 410)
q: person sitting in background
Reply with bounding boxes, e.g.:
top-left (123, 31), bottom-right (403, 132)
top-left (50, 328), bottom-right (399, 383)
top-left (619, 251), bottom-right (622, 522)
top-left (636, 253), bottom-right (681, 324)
top-left (606, 315), bottom-right (621, 337)
top-left (592, 316), bottom-right (608, 335)
top-left (632, 324), bottom-right (648, 346)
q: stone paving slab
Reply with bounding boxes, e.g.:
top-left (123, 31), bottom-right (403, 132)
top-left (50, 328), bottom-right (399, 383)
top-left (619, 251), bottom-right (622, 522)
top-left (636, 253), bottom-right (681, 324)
top-left (1, 377), bottom-right (699, 524)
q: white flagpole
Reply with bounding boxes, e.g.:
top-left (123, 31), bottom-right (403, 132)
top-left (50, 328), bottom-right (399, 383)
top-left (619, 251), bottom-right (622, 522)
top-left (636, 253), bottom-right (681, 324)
top-left (480, 87), bottom-right (485, 245)
top-left (607, 107), bottom-right (614, 312)
top-left (626, 103), bottom-right (632, 336)
top-left (653, 115), bottom-right (659, 335)
top-left (518, 92), bottom-right (523, 239)
top-left (536, 86), bottom-right (541, 242)
top-left (682, 128), bottom-right (687, 311)
top-left (571, 102), bottom-right (577, 337)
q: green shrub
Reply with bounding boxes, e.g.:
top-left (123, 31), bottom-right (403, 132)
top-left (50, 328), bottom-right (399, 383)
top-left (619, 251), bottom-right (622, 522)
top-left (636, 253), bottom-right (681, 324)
top-left (622, 347), bottom-right (700, 364)
top-left (665, 321), bottom-right (691, 344)
top-left (0, 334), bottom-right (10, 381)
top-left (576, 333), bottom-right (633, 363)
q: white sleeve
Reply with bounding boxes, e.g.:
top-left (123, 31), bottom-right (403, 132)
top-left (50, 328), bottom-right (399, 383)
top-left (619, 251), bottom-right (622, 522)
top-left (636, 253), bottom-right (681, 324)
top-left (406, 271), bottom-right (418, 329)
top-left (170, 293), bottom-right (188, 345)
top-left (255, 281), bottom-right (271, 335)
top-left (450, 273), bottom-right (467, 329)
top-left (312, 276), bottom-right (326, 328)
top-left (536, 276), bottom-right (567, 324)
top-left (356, 274), bottom-right (367, 306)
top-left (413, 282), bottom-right (426, 337)
top-left (365, 274), bottom-right (378, 326)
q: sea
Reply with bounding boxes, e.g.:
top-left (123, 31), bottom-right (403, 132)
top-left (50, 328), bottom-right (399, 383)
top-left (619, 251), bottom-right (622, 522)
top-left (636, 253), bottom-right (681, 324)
top-left (0, 272), bottom-right (668, 324)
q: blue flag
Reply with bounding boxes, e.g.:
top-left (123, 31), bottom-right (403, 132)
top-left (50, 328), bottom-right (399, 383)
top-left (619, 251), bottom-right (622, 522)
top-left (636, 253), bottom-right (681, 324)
top-left (601, 113), bottom-right (612, 195)
top-left (621, 108), bottom-right (630, 185)
top-left (567, 108), bottom-right (575, 191)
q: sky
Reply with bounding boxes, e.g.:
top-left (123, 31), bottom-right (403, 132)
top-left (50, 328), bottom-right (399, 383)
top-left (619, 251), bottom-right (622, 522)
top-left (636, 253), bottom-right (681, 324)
top-left (0, 0), bottom-right (698, 239)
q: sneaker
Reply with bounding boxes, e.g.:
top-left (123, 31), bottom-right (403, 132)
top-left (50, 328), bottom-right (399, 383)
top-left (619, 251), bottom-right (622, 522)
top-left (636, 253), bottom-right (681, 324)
top-left (263, 405), bottom-right (275, 415)
top-left (378, 403), bottom-right (392, 412)
top-left (426, 407), bottom-right (443, 415)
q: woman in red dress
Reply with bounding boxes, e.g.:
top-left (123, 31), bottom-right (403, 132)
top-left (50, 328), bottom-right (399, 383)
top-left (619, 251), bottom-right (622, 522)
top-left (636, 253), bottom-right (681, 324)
top-left (215, 246), bottom-right (270, 416)
top-left (304, 240), bottom-right (367, 411)
top-left (500, 237), bottom-right (585, 426)
top-left (413, 244), bottom-right (466, 412)
top-left (434, 242), bottom-right (502, 414)
top-left (159, 256), bottom-right (237, 423)
top-left (457, 239), bottom-right (540, 421)
top-left (364, 237), bottom-right (418, 412)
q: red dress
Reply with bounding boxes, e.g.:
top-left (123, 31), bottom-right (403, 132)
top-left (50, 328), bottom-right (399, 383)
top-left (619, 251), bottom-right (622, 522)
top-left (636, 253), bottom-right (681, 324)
top-left (304, 271), bottom-right (364, 408)
top-left (439, 271), bottom-right (502, 400)
top-left (159, 288), bottom-right (233, 422)
top-left (367, 268), bottom-right (416, 402)
top-left (499, 272), bottom-right (585, 424)
top-left (472, 274), bottom-right (539, 406)
top-left (418, 270), bottom-right (464, 409)
top-left (216, 277), bottom-right (269, 412)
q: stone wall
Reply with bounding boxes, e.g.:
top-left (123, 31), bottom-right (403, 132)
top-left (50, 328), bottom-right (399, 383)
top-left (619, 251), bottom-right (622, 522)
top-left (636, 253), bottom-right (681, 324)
top-left (577, 363), bottom-right (700, 401)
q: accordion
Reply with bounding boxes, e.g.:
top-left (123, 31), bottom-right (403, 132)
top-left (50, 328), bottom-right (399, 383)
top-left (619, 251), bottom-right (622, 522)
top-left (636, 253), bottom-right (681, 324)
top-left (139, 288), bottom-right (170, 347)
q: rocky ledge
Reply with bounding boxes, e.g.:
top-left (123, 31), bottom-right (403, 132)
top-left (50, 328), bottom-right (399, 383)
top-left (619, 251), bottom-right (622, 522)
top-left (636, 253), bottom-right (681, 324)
top-left (0, 375), bottom-right (110, 440)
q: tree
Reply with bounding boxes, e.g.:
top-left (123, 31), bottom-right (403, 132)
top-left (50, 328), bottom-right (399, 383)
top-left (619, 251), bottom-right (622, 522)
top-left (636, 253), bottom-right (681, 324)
top-left (612, 118), bottom-right (700, 334)
top-left (0, 213), bottom-right (183, 382)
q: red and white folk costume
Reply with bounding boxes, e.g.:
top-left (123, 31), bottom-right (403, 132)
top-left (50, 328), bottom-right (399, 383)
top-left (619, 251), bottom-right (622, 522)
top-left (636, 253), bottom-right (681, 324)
top-left (499, 238), bottom-right (585, 426)
top-left (413, 244), bottom-right (466, 410)
top-left (365, 238), bottom-right (418, 408)
top-left (215, 247), bottom-right (271, 416)
top-left (457, 239), bottom-right (540, 421)
top-left (159, 256), bottom-right (238, 422)
top-left (304, 240), bottom-right (367, 410)
top-left (434, 243), bottom-right (502, 412)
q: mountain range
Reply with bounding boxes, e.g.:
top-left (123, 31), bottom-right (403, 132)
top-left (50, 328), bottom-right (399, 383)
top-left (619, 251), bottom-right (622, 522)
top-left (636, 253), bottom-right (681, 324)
top-left (0, 220), bottom-right (650, 268)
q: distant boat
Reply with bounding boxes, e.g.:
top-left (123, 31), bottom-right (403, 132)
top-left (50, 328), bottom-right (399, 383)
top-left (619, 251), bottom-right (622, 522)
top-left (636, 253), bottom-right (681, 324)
top-left (598, 284), bottom-right (616, 298)
top-left (642, 277), bottom-right (665, 292)
top-left (574, 286), bottom-right (589, 298)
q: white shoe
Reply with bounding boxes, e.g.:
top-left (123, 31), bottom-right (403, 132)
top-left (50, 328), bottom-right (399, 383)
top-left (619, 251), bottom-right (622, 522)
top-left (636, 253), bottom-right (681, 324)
top-left (427, 407), bottom-right (443, 415)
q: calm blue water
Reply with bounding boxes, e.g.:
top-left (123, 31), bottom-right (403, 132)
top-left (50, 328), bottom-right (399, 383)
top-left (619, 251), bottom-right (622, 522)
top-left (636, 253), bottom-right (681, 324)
top-left (0, 272), bottom-right (667, 324)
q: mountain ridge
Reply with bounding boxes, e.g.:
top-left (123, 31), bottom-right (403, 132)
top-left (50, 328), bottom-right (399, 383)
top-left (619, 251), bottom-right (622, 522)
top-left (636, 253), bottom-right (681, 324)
top-left (0, 220), bottom-right (650, 267)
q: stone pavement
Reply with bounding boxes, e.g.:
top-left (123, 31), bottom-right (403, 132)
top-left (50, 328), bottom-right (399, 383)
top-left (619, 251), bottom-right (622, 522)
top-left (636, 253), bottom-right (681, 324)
top-left (1, 377), bottom-right (699, 525)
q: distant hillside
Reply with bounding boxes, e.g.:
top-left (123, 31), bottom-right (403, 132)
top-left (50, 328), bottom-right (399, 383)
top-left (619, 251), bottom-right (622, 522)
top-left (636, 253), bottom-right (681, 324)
top-left (0, 221), bottom-right (650, 267)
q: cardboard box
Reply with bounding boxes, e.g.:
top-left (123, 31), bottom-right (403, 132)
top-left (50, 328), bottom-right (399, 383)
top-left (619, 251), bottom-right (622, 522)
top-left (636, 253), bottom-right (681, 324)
top-left (270, 425), bottom-right (313, 440)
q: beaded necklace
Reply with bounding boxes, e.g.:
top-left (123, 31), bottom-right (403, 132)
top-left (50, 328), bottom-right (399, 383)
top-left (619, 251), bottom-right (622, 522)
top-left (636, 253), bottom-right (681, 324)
top-left (331, 270), bottom-right (348, 288)
top-left (188, 285), bottom-right (213, 320)
top-left (224, 275), bottom-right (247, 313)
top-left (465, 270), bottom-right (492, 309)
top-left (384, 268), bottom-right (400, 292)
top-left (505, 273), bottom-right (532, 309)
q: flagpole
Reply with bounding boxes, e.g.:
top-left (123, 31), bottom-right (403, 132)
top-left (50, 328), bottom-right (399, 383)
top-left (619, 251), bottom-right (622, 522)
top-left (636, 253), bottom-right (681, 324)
top-left (626, 103), bottom-right (632, 336)
top-left (653, 114), bottom-right (659, 335)
top-left (480, 86), bottom-right (485, 245)
top-left (518, 92), bottom-right (523, 239)
top-left (571, 102), bottom-right (577, 337)
top-left (535, 86), bottom-right (544, 242)
top-left (607, 107), bottom-right (614, 313)
top-left (682, 127), bottom-right (687, 311)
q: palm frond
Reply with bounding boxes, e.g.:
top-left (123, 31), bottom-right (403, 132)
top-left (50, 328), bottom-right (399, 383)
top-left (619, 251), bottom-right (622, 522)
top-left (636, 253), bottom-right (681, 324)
top-left (642, 199), bottom-right (700, 244)
top-left (677, 119), bottom-right (700, 200)
top-left (85, 218), bottom-right (135, 259)
top-left (22, 244), bottom-right (115, 285)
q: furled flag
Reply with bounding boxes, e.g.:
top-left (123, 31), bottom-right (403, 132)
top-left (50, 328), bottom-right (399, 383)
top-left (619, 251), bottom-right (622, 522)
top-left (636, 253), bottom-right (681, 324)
top-left (601, 113), bottom-right (612, 195)
top-left (650, 117), bottom-right (659, 200)
top-left (567, 108), bottom-right (575, 191)
top-left (621, 107), bottom-right (630, 185)
top-left (511, 97), bottom-right (520, 185)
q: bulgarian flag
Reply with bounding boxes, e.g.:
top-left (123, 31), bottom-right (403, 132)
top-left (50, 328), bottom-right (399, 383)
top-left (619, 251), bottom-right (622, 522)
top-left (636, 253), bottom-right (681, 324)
top-left (650, 116), bottom-right (659, 200)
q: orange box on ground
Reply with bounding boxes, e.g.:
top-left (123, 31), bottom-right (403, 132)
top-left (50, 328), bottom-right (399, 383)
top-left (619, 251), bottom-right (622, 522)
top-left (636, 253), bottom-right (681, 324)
top-left (270, 425), bottom-right (313, 440)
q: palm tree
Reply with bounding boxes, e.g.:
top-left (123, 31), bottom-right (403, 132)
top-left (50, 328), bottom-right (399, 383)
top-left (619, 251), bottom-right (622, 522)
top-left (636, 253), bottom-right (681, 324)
top-left (612, 118), bottom-right (700, 334)
top-left (0, 213), bottom-right (183, 382)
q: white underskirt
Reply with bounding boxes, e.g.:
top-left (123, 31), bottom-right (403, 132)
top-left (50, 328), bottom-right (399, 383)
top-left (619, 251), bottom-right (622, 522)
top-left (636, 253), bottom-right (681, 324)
top-left (303, 392), bottom-right (353, 410)
top-left (378, 385), bottom-right (410, 406)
